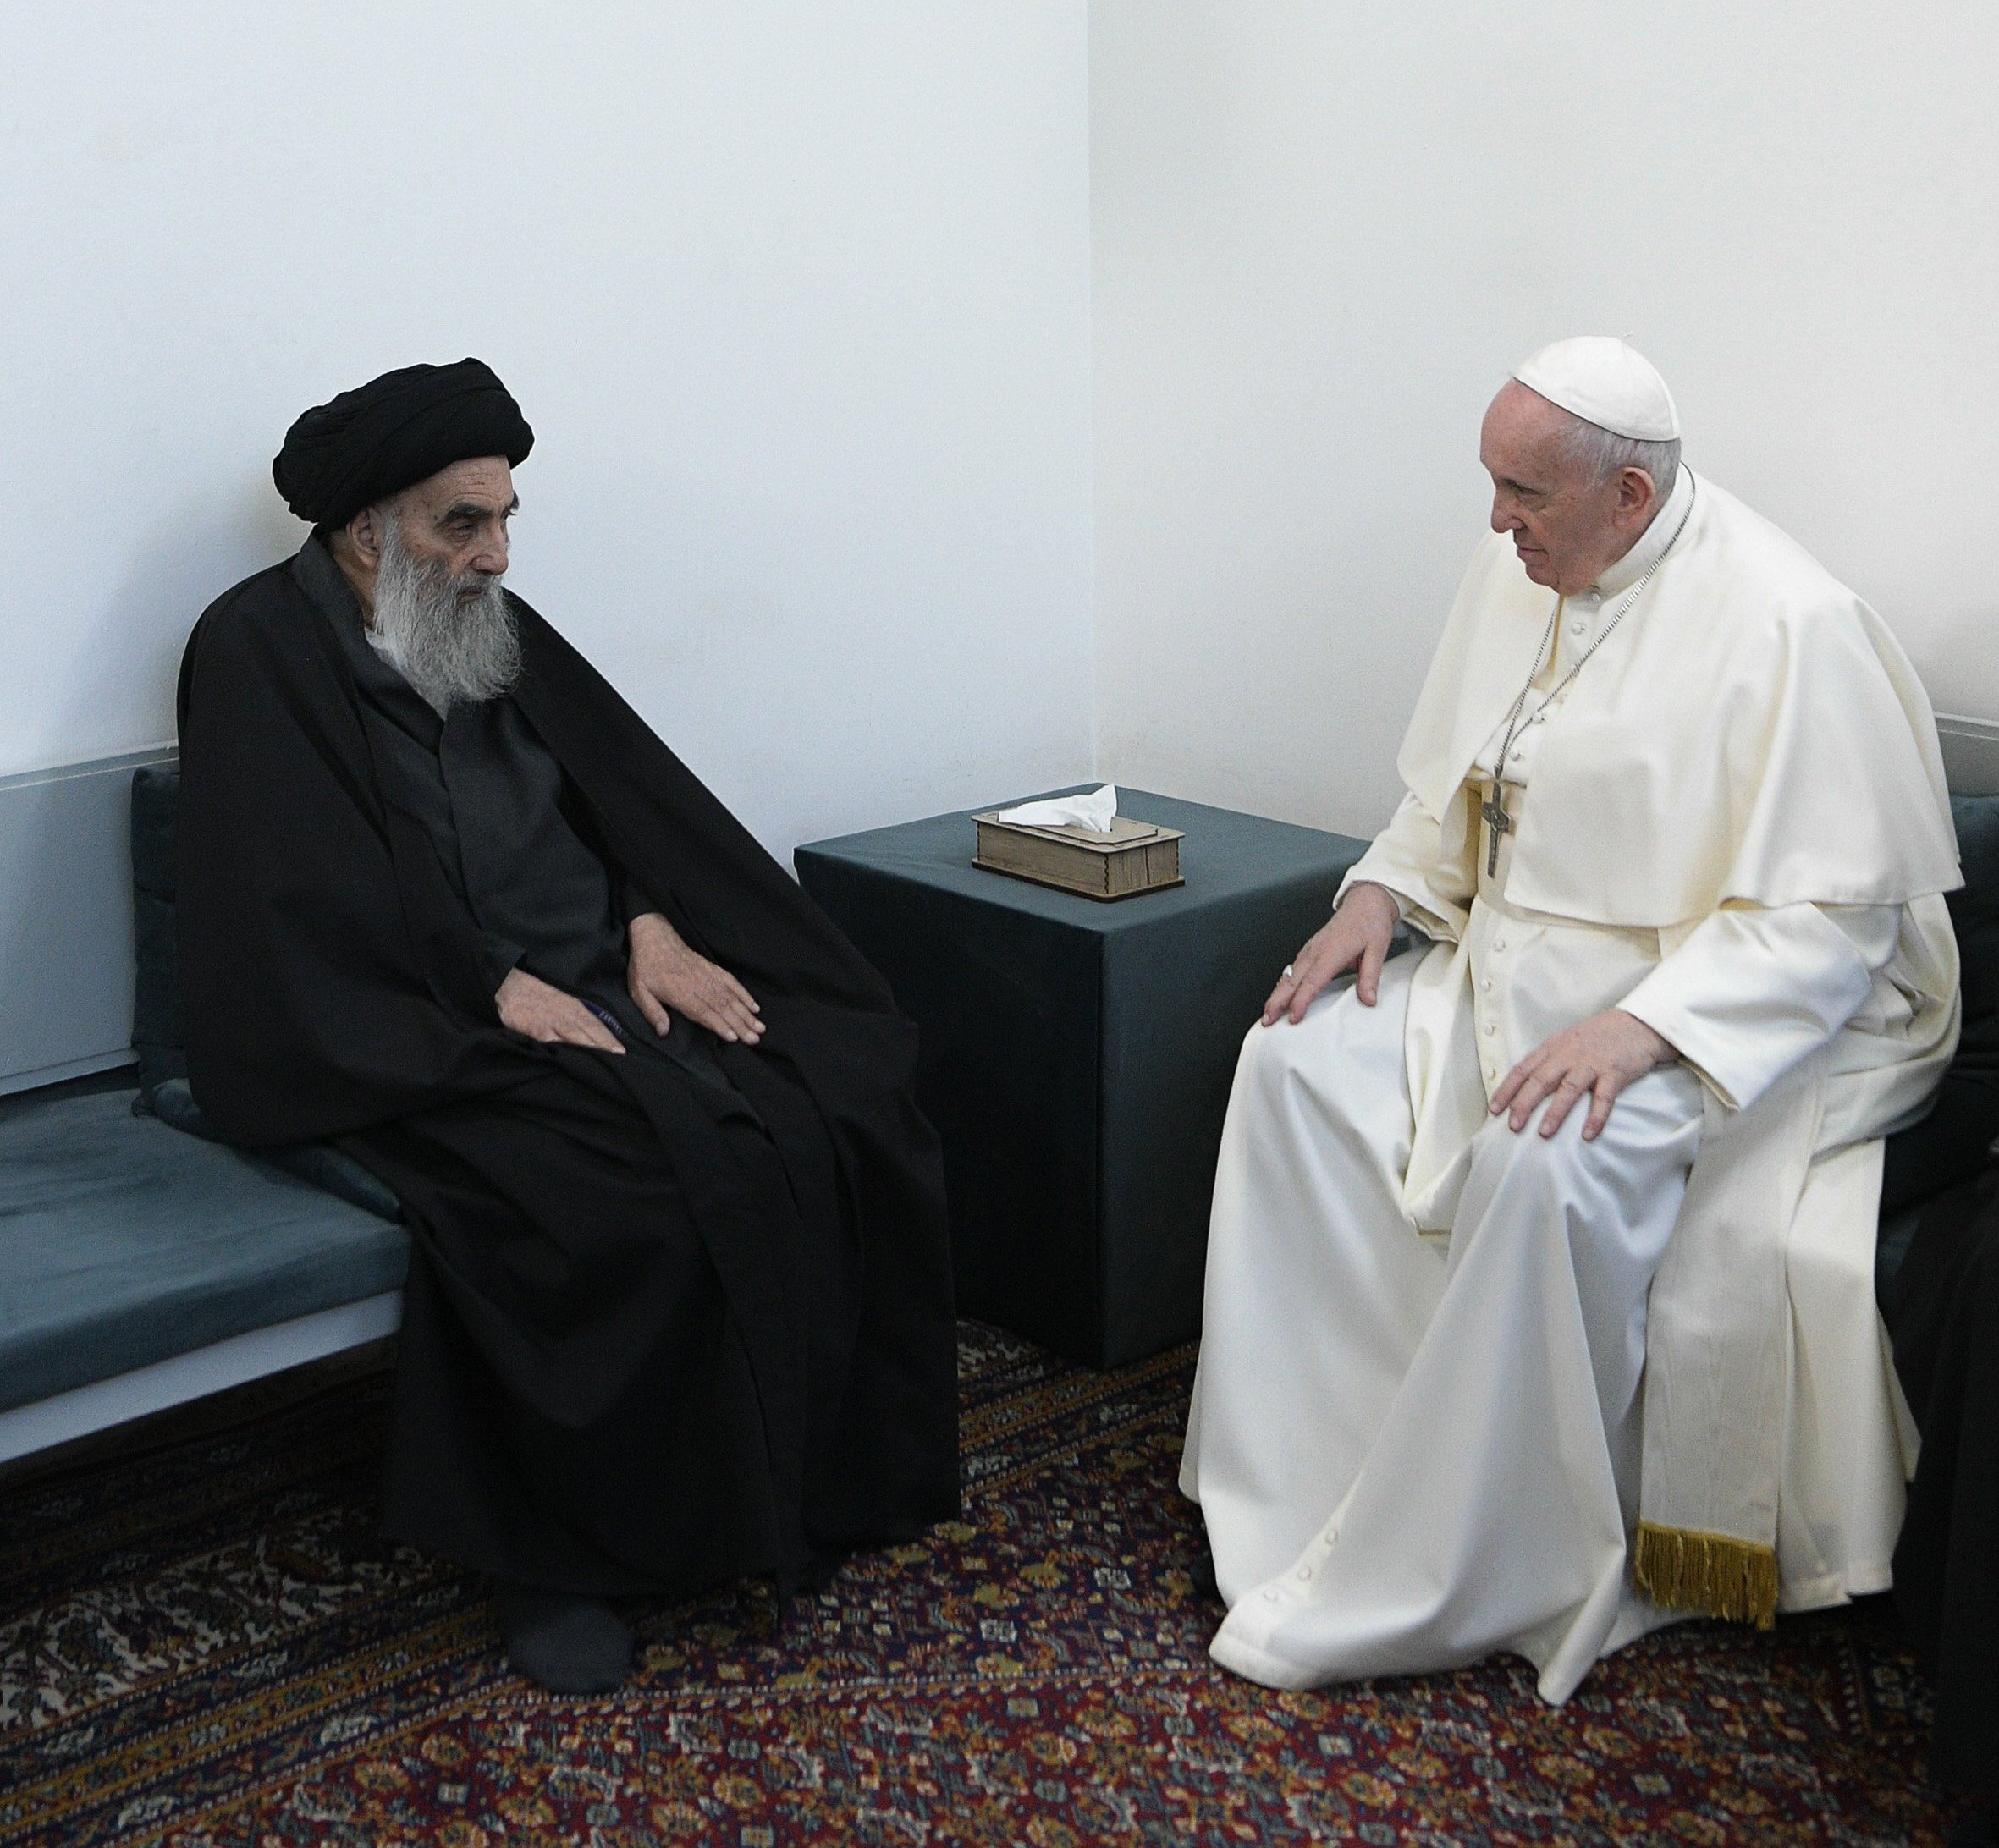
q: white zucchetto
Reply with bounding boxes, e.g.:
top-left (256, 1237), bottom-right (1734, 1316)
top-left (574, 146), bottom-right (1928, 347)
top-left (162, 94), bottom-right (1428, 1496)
top-left (1512, 337), bottom-right (1681, 442)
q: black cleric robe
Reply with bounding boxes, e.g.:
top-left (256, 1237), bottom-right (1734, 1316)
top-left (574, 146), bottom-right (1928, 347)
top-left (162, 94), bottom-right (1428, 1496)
top-left (174, 537), bottom-right (960, 1597)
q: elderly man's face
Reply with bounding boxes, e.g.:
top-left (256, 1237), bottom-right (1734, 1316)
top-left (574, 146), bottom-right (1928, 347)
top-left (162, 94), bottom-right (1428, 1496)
top-left (392, 456), bottom-right (516, 590)
top-left (1479, 382), bottom-right (1655, 596)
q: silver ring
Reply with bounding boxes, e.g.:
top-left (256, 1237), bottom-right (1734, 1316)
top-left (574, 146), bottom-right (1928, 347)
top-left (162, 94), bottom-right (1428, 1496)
top-left (1283, 965), bottom-right (1295, 980)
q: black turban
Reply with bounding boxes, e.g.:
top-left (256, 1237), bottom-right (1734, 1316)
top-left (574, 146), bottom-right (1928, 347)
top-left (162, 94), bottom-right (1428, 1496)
top-left (272, 358), bottom-right (533, 529)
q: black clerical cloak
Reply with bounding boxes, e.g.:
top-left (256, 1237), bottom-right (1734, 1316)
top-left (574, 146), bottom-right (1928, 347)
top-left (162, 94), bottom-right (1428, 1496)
top-left (175, 541), bottom-right (959, 1595)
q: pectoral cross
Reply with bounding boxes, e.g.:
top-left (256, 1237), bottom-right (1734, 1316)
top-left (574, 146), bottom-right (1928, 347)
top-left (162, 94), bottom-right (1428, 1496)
top-left (1481, 788), bottom-right (1512, 877)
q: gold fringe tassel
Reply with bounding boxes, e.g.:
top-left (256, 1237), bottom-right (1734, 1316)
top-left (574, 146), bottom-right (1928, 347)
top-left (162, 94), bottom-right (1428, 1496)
top-left (1633, 1521), bottom-right (1780, 1630)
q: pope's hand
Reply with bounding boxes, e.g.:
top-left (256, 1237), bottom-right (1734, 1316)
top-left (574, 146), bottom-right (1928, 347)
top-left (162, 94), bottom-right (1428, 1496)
top-left (1262, 882), bottom-right (1401, 1025)
top-left (1490, 1009), bottom-right (1675, 1141)
top-left (626, 911), bottom-right (764, 1045)
top-left (495, 966), bottom-right (625, 1053)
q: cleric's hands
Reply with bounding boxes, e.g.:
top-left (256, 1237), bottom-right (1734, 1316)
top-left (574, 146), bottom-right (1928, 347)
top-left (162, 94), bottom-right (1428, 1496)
top-left (496, 966), bottom-right (625, 1053)
top-left (1490, 1008), bottom-right (1675, 1141)
top-left (626, 911), bottom-right (764, 1045)
top-left (1262, 881), bottom-right (1402, 1025)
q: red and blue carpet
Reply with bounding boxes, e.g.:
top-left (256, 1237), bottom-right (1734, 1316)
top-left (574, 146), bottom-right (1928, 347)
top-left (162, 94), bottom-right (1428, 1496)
top-left (0, 1324), bottom-right (1957, 1845)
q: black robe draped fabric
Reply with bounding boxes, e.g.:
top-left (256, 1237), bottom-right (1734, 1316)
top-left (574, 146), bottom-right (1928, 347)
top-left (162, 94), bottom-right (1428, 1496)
top-left (175, 539), bottom-right (959, 1597)
top-left (1889, 1148), bottom-right (1999, 1797)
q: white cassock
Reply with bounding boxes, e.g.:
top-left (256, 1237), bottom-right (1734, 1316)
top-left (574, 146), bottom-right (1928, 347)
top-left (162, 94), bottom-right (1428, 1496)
top-left (1180, 466), bottom-right (1962, 1704)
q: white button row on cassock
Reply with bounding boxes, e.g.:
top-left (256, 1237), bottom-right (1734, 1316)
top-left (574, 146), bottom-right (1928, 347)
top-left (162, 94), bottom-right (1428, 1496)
top-left (1258, 1523), bottom-right (1341, 1602)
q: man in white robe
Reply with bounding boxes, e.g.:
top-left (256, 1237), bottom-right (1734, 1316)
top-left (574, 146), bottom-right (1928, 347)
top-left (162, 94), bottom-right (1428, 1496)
top-left (1180, 337), bottom-right (1962, 1704)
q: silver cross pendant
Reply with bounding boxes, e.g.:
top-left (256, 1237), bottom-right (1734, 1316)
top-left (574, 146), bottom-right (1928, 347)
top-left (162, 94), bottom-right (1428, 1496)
top-left (1481, 790), bottom-right (1512, 877)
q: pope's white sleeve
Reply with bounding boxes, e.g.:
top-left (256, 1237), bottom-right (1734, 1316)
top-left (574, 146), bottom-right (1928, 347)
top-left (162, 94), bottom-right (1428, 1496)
top-left (1619, 902), bottom-right (1903, 1112)
top-left (1335, 790), bottom-right (1473, 943)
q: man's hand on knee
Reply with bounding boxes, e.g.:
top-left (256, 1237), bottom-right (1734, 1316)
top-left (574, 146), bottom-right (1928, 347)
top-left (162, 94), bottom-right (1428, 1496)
top-left (1490, 1009), bottom-right (1676, 1141)
top-left (496, 967), bottom-right (626, 1053)
top-left (1263, 882), bottom-right (1401, 1026)
top-left (626, 911), bottom-right (765, 1045)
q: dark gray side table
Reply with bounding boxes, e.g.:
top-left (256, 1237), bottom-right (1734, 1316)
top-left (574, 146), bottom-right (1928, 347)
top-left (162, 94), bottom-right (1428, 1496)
top-left (796, 788), bottom-right (1368, 1367)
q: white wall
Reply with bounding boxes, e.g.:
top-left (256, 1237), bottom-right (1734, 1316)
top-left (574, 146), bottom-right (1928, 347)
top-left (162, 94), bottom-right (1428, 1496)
top-left (11, 3), bottom-right (1994, 858)
top-left (0, 2), bottom-right (1094, 853)
top-left (1090, 1), bottom-right (1999, 839)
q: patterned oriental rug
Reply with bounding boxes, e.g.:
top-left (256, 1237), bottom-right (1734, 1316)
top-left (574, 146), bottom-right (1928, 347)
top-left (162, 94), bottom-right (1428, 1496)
top-left (0, 1323), bottom-right (1958, 1845)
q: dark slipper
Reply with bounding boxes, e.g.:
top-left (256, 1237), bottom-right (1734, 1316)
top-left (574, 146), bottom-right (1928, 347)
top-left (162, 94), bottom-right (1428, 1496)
top-left (493, 1582), bottom-right (635, 1695)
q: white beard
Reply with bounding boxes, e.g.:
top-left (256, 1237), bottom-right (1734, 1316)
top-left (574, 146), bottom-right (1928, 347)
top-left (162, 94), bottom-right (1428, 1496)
top-left (371, 517), bottom-right (520, 714)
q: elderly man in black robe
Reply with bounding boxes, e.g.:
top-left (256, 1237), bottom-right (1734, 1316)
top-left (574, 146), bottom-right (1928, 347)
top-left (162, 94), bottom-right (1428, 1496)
top-left (174, 359), bottom-right (960, 1693)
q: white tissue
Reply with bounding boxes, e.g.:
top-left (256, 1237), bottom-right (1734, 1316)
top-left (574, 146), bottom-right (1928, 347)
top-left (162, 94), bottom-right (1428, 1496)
top-left (990, 784), bottom-right (1119, 833)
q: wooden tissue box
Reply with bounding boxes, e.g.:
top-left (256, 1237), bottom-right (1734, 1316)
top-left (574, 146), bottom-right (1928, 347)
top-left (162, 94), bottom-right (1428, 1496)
top-left (972, 811), bottom-right (1185, 901)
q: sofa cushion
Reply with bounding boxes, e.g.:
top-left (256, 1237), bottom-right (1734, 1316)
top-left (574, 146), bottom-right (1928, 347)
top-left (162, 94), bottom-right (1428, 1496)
top-left (129, 764), bottom-right (184, 1096)
top-left (0, 1087), bottom-right (408, 1412)
top-left (128, 766), bottom-right (401, 1224)
top-left (1945, 792), bottom-right (1999, 1089)
top-left (1876, 792), bottom-right (1999, 1301)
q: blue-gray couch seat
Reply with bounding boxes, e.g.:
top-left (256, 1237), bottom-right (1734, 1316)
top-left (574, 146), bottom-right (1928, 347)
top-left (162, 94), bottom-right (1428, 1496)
top-left (0, 1086), bottom-right (407, 1417)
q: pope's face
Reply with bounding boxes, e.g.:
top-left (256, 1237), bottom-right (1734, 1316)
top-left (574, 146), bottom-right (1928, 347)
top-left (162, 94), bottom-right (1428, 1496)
top-left (1480, 383), bottom-right (1650, 596)
top-left (394, 456), bottom-right (516, 591)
